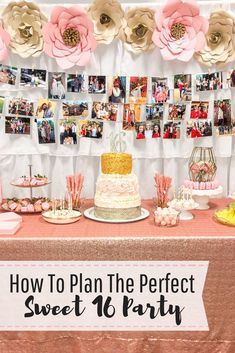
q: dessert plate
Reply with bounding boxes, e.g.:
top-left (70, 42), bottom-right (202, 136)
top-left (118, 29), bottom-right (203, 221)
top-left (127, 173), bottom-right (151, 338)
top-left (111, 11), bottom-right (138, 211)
top-left (84, 207), bottom-right (149, 223)
top-left (11, 181), bottom-right (51, 187)
top-left (42, 210), bottom-right (82, 225)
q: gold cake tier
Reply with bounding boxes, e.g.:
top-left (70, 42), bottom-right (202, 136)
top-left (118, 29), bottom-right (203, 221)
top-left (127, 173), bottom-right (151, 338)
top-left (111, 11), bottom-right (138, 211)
top-left (101, 153), bottom-right (132, 175)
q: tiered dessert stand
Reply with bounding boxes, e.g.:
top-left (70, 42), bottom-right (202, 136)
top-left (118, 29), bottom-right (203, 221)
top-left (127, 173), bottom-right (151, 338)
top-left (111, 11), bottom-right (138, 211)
top-left (10, 164), bottom-right (51, 199)
top-left (2, 164), bottom-right (51, 213)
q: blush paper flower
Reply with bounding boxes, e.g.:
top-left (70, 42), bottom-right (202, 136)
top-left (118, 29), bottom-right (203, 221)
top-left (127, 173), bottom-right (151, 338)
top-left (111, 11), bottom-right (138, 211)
top-left (42, 6), bottom-right (97, 69)
top-left (88, 0), bottom-right (125, 44)
top-left (0, 20), bottom-right (10, 61)
top-left (152, 0), bottom-right (209, 62)
top-left (195, 10), bottom-right (235, 67)
top-left (2, 1), bottom-right (47, 58)
top-left (120, 7), bottom-right (155, 54)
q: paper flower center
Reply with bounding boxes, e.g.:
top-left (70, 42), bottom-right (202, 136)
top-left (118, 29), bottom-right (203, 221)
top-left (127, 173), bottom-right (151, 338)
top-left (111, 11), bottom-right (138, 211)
top-left (133, 24), bottom-right (148, 38)
top-left (100, 13), bottom-right (111, 25)
top-left (63, 28), bottom-right (80, 47)
top-left (170, 23), bottom-right (186, 40)
top-left (18, 24), bottom-right (33, 39)
top-left (209, 32), bottom-right (222, 44)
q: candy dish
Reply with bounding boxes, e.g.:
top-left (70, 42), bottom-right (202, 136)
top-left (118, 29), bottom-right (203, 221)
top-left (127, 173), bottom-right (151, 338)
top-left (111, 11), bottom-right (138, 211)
top-left (42, 209), bottom-right (82, 224)
top-left (214, 203), bottom-right (235, 227)
top-left (154, 207), bottom-right (179, 227)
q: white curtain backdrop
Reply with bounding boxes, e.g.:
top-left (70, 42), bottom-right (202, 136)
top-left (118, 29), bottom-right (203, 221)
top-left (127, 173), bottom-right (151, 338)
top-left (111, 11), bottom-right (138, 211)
top-left (0, 0), bottom-right (234, 200)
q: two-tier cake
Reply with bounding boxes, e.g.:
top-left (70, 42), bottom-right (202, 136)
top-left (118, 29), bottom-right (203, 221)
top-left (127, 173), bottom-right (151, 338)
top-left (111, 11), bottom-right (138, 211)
top-left (94, 153), bottom-right (141, 220)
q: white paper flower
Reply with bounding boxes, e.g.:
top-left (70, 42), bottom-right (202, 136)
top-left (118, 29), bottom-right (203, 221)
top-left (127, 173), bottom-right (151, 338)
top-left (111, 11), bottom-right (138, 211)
top-left (2, 1), bottom-right (47, 58)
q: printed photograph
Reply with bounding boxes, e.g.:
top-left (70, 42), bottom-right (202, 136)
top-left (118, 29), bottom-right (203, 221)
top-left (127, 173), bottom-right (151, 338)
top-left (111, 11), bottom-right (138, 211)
top-left (226, 70), bottom-right (235, 88)
top-left (135, 120), bottom-right (161, 140)
top-left (163, 121), bottom-right (181, 139)
top-left (168, 104), bottom-right (186, 120)
top-left (59, 118), bottom-right (78, 145)
top-left (190, 101), bottom-right (209, 119)
top-left (129, 76), bottom-right (147, 104)
top-left (36, 99), bottom-right (56, 119)
top-left (88, 76), bottom-right (106, 94)
top-left (78, 120), bottom-right (103, 139)
top-left (108, 76), bottom-right (126, 103)
top-left (123, 104), bottom-right (141, 130)
top-left (174, 74), bottom-right (192, 102)
top-left (186, 120), bottom-right (212, 138)
top-left (62, 100), bottom-right (89, 118)
top-left (0, 65), bottom-right (18, 85)
top-left (215, 124), bottom-right (235, 136)
top-left (92, 102), bottom-right (118, 121)
top-left (195, 72), bottom-right (223, 91)
top-left (67, 74), bottom-right (87, 93)
top-left (214, 99), bottom-right (231, 126)
top-left (37, 118), bottom-right (55, 144)
top-left (0, 96), bottom-right (5, 114)
top-left (152, 77), bottom-right (169, 103)
top-left (8, 97), bottom-right (34, 117)
top-left (146, 104), bottom-right (164, 120)
top-left (48, 72), bottom-right (66, 99)
top-left (5, 117), bottom-right (30, 135)
top-left (20, 69), bottom-right (47, 88)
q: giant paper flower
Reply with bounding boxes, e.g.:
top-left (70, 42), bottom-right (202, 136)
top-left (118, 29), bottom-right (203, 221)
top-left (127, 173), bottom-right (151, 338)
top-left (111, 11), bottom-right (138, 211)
top-left (120, 7), bottom-right (155, 54)
top-left (152, 0), bottom-right (208, 62)
top-left (0, 20), bottom-right (10, 61)
top-left (42, 6), bottom-right (97, 69)
top-left (88, 0), bottom-right (125, 44)
top-left (2, 1), bottom-right (47, 58)
top-left (195, 10), bottom-right (235, 67)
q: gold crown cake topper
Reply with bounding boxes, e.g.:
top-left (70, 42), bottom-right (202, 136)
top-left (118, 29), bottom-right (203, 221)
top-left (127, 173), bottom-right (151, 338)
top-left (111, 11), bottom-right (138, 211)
top-left (109, 132), bottom-right (127, 153)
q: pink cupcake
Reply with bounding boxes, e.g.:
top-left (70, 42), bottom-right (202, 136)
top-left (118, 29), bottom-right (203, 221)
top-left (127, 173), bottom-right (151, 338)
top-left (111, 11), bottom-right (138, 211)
top-left (21, 206), bottom-right (28, 212)
top-left (194, 182), bottom-right (199, 190)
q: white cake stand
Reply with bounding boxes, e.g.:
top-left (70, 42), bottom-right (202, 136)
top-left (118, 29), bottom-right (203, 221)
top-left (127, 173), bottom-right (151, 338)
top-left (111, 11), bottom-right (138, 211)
top-left (185, 186), bottom-right (223, 210)
top-left (167, 201), bottom-right (199, 221)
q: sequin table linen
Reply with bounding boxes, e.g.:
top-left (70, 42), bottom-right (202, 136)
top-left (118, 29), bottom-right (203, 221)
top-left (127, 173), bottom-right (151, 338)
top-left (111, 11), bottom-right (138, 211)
top-left (0, 198), bottom-right (234, 353)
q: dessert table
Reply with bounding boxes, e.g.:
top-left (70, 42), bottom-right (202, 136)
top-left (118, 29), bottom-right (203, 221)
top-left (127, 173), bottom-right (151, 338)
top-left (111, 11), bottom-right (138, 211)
top-left (0, 198), bottom-right (234, 353)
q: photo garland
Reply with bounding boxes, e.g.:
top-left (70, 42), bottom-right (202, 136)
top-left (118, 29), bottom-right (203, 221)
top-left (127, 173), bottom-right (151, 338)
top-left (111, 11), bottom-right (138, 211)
top-left (1, 66), bottom-right (235, 143)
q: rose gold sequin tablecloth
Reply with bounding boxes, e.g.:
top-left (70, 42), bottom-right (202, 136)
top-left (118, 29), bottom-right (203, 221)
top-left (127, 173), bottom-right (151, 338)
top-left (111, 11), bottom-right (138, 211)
top-left (0, 199), bottom-right (234, 353)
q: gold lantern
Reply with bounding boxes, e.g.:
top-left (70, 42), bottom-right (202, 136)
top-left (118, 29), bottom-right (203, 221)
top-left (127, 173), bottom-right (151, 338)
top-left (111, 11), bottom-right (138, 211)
top-left (189, 147), bottom-right (217, 182)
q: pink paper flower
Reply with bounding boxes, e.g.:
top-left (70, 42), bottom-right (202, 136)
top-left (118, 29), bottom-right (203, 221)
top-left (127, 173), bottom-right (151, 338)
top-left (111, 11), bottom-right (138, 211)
top-left (152, 0), bottom-right (208, 62)
top-left (0, 20), bottom-right (10, 61)
top-left (42, 6), bottom-right (97, 69)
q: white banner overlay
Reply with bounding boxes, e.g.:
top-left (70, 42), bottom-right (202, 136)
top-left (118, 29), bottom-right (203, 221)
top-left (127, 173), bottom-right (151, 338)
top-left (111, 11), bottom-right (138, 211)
top-left (0, 261), bottom-right (209, 331)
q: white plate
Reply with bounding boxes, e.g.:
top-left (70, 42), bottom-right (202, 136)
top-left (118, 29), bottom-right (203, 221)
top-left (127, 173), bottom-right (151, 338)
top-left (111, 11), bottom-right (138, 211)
top-left (42, 210), bottom-right (82, 225)
top-left (84, 207), bottom-right (150, 224)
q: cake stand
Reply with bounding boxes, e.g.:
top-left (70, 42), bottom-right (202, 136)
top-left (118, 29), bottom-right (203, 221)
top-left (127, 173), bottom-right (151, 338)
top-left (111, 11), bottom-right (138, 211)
top-left (185, 186), bottom-right (223, 210)
top-left (84, 207), bottom-right (149, 223)
top-left (167, 201), bottom-right (199, 221)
